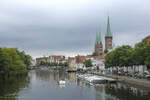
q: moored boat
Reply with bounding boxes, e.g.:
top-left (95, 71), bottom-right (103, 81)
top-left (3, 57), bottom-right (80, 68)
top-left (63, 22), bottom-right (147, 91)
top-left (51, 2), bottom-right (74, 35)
top-left (58, 80), bottom-right (66, 85)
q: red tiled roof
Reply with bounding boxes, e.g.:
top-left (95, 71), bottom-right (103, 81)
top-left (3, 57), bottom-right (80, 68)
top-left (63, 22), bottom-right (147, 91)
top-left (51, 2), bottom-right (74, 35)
top-left (93, 55), bottom-right (103, 60)
top-left (36, 57), bottom-right (48, 62)
top-left (50, 55), bottom-right (65, 60)
top-left (144, 36), bottom-right (150, 42)
top-left (75, 55), bottom-right (87, 63)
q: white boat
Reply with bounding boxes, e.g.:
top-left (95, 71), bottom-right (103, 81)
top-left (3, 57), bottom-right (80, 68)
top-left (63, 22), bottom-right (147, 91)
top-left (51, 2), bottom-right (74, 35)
top-left (77, 74), bottom-right (106, 85)
top-left (88, 77), bottom-right (105, 84)
top-left (58, 80), bottom-right (66, 85)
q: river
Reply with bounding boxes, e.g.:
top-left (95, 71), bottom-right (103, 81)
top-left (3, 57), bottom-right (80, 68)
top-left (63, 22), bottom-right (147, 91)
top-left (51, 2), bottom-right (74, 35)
top-left (0, 69), bottom-right (150, 100)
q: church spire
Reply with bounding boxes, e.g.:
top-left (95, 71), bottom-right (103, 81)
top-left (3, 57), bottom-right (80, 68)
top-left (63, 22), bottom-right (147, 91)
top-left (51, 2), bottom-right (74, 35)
top-left (95, 32), bottom-right (102, 44)
top-left (105, 16), bottom-right (113, 51)
top-left (95, 32), bottom-right (98, 44)
top-left (106, 16), bottom-right (112, 37)
top-left (98, 32), bottom-right (102, 44)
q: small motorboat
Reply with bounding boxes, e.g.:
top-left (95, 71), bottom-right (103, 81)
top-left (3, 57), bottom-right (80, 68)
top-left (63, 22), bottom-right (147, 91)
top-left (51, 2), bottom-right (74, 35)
top-left (58, 80), bottom-right (66, 85)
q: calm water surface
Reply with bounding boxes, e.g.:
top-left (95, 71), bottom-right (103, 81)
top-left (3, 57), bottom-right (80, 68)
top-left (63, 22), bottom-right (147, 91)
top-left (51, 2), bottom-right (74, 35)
top-left (0, 69), bottom-right (150, 100)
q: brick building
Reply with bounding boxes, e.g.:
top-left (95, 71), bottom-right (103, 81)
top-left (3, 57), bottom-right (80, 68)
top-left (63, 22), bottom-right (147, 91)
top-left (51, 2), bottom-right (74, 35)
top-left (94, 16), bottom-right (113, 55)
top-left (105, 16), bottom-right (113, 51)
top-left (95, 32), bottom-right (103, 55)
top-left (144, 36), bottom-right (150, 42)
top-left (36, 57), bottom-right (48, 65)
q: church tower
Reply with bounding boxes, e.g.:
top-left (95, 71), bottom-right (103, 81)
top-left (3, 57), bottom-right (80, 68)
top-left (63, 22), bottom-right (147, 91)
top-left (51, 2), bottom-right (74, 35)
top-left (105, 16), bottom-right (113, 52)
top-left (95, 32), bottom-right (103, 55)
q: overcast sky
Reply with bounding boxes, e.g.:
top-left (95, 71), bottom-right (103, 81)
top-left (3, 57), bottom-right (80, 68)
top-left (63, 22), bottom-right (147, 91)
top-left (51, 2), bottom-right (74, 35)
top-left (0, 0), bottom-right (150, 58)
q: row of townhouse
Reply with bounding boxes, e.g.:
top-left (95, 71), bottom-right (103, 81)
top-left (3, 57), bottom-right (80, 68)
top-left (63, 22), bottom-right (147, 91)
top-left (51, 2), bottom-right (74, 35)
top-left (68, 55), bottom-right (105, 70)
top-left (36, 55), bottom-right (105, 70)
top-left (36, 57), bottom-right (49, 65)
top-left (48, 55), bottom-right (66, 63)
top-left (36, 55), bottom-right (66, 65)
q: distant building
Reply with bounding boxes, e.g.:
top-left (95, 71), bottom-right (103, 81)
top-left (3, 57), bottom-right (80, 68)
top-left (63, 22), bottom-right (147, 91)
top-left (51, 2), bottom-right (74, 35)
top-left (105, 16), bottom-right (113, 52)
top-left (36, 57), bottom-right (48, 65)
top-left (31, 59), bottom-right (36, 66)
top-left (94, 16), bottom-right (113, 55)
top-left (144, 36), bottom-right (150, 42)
top-left (93, 17), bottom-right (113, 71)
top-left (36, 55), bottom-right (66, 65)
top-left (68, 55), bottom-right (89, 70)
top-left (68, 57), bottom-right (76, 70)
top-left (75, 55), bottom-right (87, 69)
top-left (48, 55), bottom-right (65, 63)
top-left (91, 55), bottom-right (105, 70)
top-left (95, 32), bottom-right (103, 55)
top-left (75, 55), bottom-right (87, 64)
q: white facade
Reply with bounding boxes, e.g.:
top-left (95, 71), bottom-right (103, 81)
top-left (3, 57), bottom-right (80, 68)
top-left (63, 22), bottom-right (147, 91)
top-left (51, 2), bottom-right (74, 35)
top-left (31, 59), bottom-right (36, 66)
top-left (76, 63), bottom-right (84, 69)
top-left (48, 56), bottom-right (66, 63)
top-left (91, 58), bottom-right (105, 70)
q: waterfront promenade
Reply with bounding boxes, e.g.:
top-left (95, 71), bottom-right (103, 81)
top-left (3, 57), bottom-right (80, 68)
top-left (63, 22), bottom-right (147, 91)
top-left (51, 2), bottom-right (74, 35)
top-left (88, 71), bottom-right (150, 89)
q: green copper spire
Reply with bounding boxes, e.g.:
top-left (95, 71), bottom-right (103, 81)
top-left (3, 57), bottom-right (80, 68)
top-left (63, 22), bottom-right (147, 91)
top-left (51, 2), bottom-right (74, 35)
top-left (95, 32), bottom-right (102, 44)
top-left (98, 32), bottom-right (102, 43)
top-left (95, 32), bottom-right (98, 44)
top-left (106, 16), bottom-right (112, 37)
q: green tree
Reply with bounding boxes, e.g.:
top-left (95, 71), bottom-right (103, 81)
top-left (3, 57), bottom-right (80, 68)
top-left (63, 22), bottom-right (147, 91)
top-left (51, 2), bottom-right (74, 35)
top-left (144, 44), bottom-right (150, 68)
top-left (104, 36), bottom-right (150, 70)
top-left (0, 47), bottom-right (31, 74)
top-left (84, 59), bottom-right (92, 67)
top-left (17, 50), bottom-right (32, 69)
top-left (0, 48), bottom-right (11, 73)
top-left (92, 52), bottom-right (98, 56)
top-left (104, 45), bottom-right (133, 68)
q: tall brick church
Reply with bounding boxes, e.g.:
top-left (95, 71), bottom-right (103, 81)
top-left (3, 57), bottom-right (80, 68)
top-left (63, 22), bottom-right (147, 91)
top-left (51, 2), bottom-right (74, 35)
top-left (94, 16), bottom-right (113, 55)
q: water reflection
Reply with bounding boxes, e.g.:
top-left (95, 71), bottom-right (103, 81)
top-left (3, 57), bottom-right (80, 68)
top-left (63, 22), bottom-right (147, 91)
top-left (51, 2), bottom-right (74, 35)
top-left (0, 69), bottom-right (150, 100)
top-left (105, 83), bottom-right (150, 100)
top-left (0, 74), bottom-right (29, 100)
top-left (34, 69), bottom-right (76, 84)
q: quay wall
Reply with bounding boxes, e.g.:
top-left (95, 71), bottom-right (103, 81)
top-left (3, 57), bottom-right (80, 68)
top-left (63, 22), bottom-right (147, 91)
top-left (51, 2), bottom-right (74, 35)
top-left (88, 71), bottom-right (150, 89)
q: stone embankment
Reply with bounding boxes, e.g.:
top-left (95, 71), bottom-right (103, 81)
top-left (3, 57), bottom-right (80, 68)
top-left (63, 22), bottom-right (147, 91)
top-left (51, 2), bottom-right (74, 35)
top-left (88, 71), bottom-right (150, 89)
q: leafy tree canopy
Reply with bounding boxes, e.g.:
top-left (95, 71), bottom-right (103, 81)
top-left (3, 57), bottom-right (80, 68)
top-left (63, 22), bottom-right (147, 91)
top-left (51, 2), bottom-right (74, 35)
top-left (0, 47), bottom-right (32, 74)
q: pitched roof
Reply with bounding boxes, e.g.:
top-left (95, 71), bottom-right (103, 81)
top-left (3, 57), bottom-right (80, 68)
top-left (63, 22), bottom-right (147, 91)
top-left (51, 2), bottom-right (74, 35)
top-left (75, 55), bottom-right (86, 63)
top-left (93, 55), bottom-right (103, 60)
top-left (144, 36), bottom-right (150, 42)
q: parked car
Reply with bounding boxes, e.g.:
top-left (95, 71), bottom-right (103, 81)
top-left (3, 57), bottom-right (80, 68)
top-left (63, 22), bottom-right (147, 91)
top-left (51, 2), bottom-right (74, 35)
top-left (124, 71), bottom-right (128, 76)
top-left (125, 71), bottom-right (138, 78)
top-left (117, 69), bottom-right (124, 76)
top-left (147, 70), bottom-right (150, 73)
top-left (127, 72), bottom-right (134, 77)
top-left (136, 71), bottom-right (150, 79)
top-left (144, 71), bottom-right (150, 79)
top-left (133, 72), bottom-right (139, 78)
top-left (136, 72), bottom-right (143, 79)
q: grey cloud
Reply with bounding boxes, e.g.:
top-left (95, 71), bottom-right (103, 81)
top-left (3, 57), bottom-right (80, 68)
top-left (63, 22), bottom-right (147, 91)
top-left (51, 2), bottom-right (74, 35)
top-left (0, 0), bottom-right (150, 57)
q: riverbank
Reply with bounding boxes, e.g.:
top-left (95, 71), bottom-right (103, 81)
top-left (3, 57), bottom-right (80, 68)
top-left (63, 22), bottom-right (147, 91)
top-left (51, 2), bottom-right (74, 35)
top-left (88, 71), bottom-right (150, 89)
